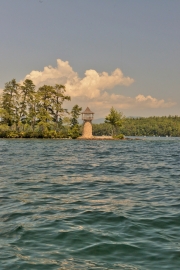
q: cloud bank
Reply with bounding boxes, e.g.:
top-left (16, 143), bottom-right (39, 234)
top-left (22, 59), bottom-right (175, 117)
top-left (23, 59), bottom-right (134, 99)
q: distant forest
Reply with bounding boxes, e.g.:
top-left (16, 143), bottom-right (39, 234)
top-left (93, 116), bottom-right (180, 137)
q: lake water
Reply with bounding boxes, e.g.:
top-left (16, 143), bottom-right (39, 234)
top-left (0, 138), bottom-right (180, 269)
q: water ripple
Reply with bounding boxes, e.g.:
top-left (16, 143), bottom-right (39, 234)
top-left (0, 138), bottom-right (180, 269)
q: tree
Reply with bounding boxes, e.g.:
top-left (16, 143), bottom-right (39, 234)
top-left (69, 105), bottom-right (82, 138)
top-left (1, 79), bottom-right (20, 129)
top-left (70, 104), bottom-right (82, 127)
top-left (51, 84), bottom-right (71, 127)
top-left (20, 79), bottom-right (36, 128)
top-left (105, 107), bottom-right (124, 136)
top-left (20, 79), bottom-right (35, 121)
top-left (36, 85), bottom-right (54, 123)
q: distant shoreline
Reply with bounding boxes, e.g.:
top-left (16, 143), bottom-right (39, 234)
top-left (0, 136), bottom-right (140, 140)
top-left (77, 136), bottom-right (138, 140)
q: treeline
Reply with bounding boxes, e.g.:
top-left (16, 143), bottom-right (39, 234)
top-left (93, 116), bottom-right (180, 137)
top-left (0, 79), bottom-right (82, 138)
top-left (1, 78), bottom-right (180, 138)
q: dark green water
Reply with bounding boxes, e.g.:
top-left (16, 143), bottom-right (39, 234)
top-left (0, 138), bottom-right (180, 269)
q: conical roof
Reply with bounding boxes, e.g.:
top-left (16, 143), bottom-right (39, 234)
top-left (82, 107), bottom-right (94, 114)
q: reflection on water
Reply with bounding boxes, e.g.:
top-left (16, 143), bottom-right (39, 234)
top-left (0, 138), bottom-right (180, 269)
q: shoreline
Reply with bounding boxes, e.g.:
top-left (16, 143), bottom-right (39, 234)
top-left (0, 136), bottom-right (140, 140)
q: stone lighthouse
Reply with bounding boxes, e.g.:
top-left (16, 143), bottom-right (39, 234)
top-left (82, 107), bottom-right (94, 138)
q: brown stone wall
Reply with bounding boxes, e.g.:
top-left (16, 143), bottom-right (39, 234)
top-left (82, 120), bottom-right (93, 138)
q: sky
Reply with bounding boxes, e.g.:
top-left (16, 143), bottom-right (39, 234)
top-left (0, 0), bottom-right (180, 118)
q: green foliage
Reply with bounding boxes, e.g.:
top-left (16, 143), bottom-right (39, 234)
top-left (105, 107), bottom-right (124, 136)
top-left (0, 78), bottom-right (72, 138)
top-left (0, 124), bottom-right (10, 138)
top-left (113, 134), bottom-right (124, 139)
top-left (69, 124), bottom-right (81, 139)
top-left (70, 105), bottom-right (82, 127)
top-left (51, 84), bottom-right (71, 124)
top-left (1, 79), bottom-right (20, 128)
top-left (20, 79), bottom-right (36, 125)
top-left (68, 105), bottom-right (82, 138)
top-left (121, 116), bottom-right (180, 137)
top-left (93, 116), bottom-right (180, 137)
top-left (92, 123), bottom-right (112, 136)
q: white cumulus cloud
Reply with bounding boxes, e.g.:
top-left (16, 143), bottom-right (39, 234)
top-left (22, 59), bottom-right (176, 117)
top-left (75, 93), bottom-right (175, 117)
top-left (23, 59), bottom-right (134, 99)
top-left (135, 95), bottom-right (173, 108)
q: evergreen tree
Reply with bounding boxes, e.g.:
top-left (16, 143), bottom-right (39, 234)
top-left (2, 79), bottom-right (20, 129)
top-left (20, 79), bottom-right (36, 127)
top-left (51, 84), bottom-right (71, 128)
top-left (105, 107), bottom-right (124, 136)
top-left (70, 104), bottom-right (82, 127)
top-left (69, 105), bottom-right (82, 138)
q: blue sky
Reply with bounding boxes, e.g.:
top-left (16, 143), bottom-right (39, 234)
top-left (0, 0), bottom-right (180, 117)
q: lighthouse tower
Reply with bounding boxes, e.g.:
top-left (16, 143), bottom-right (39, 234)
top-left (82, 107), bottom-right (94, 138)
